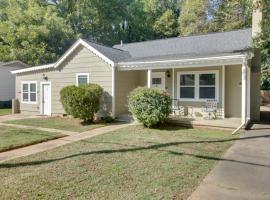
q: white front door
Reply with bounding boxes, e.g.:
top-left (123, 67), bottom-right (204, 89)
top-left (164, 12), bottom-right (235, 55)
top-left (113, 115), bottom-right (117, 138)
top-left (151, 72), bottom-right (166, 91)
top-left (41, 83), bottom-right (51, 115)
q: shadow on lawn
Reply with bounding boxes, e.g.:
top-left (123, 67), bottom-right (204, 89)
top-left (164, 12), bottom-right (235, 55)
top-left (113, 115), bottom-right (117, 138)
top-left (1, 133), bottom-right (270, 169)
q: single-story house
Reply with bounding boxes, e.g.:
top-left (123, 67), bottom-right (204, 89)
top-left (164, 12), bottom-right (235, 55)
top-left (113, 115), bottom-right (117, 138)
top-left (0, 61), bottom-right (28, 107)
top-left (11, 9), bottom-right (262, 127)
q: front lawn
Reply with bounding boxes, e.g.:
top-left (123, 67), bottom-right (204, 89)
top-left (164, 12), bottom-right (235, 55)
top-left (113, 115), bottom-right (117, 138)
top-left (0, 126), bottom-right (64, 152)
top-left (0, 125), bottom-right (237, 199)
top-left (0, 108), bottom-right (11, 116)
top-left (4, 117), bottom-right (105, 132)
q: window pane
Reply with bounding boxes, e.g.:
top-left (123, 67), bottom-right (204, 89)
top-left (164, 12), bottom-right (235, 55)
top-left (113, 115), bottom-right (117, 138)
top-left (30, 93), bottom-right (36, 102)
top-left (78, 75), bottom-right (88, 86)
top-left (30, 83), bottom-right (36, 92)
top-left (23, 93), bottom-right (28, 101)
top-left (199, 87), bottom-right (215, 99)
top-left (23, 84), bottom-right (28, 92)
top-left (180, 87), bottom-right (195, 98)
top-left (199, 74), bottom-right (215, 85)
top-left (152, 78), bottom-right (161, 85)
top-left (180, 74), bottom-right (195, 86)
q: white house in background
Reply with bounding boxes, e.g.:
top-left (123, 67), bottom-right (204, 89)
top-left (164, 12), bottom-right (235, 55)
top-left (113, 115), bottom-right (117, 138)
top-left (0, 61), bottom-right (28, 104)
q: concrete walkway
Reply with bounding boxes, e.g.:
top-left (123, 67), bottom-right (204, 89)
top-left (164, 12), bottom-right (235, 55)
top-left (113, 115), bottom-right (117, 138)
top-left (0, 122), bottom-right (78, 135)
top-left (0, 114), bottom-right (41, 122)
top-left (0, 123), bottom-right (130, 163)
top-left (188, 123), bottom-right (270, 200)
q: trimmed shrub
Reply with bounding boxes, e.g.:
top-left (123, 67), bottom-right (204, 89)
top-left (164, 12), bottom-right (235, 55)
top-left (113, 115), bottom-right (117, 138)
top-left (128, 87), bottom-right (172, 127)
top-left (60, 84), bottom-right (103, 122)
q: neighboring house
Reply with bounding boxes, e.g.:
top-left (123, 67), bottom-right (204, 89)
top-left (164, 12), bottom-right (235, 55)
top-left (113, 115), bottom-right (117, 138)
top-left (0, 61), bottom-right (28, 107)
top-left (11, 8), bottom-right (262, 125)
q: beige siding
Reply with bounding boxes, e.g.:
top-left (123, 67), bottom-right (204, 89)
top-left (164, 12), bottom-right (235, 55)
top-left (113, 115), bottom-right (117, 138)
top-left (115, 71), bottom-right (140, 115)
top-left (225, 65), bottom-right (242, 118)
top-left (16, 46), bottom-right (112, 115)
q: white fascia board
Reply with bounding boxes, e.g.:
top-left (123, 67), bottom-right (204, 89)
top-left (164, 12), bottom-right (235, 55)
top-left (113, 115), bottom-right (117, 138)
top-left (11, 64), bottom-right (55, 74)
top-left (53, 39), bottom-right (115, 69)
top-left (118, 54), bottom-right (249, 71)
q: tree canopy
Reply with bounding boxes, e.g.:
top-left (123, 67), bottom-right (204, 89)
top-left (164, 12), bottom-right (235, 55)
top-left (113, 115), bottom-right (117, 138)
top-left (0, 0), bottom-right (268, 71)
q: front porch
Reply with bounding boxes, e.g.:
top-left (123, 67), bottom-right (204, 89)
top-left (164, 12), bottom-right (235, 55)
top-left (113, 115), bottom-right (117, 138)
top-left (116, 54), bottom-right (252, 129)
top-left (167, 115), bottom-right (242, 130)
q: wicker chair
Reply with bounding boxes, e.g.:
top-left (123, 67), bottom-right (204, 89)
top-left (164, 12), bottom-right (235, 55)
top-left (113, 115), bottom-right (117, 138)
top-left (202, 99), bottom-right (218, 119)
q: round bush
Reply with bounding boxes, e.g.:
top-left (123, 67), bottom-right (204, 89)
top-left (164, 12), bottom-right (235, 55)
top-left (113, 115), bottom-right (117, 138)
top-left (128, 87), bottom-right (172, 127)
top-left (60, 83), bottom-right (103, 122)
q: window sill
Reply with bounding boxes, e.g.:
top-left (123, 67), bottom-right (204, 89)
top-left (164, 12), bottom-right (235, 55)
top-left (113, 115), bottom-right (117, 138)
top-left (21, 101), bottom-right (38, 105)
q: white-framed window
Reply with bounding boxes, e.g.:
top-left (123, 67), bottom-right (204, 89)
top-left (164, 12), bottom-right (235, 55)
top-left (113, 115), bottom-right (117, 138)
top-left (76, 73), bottom-right (89, 86)
top-left (21, 81), bottom-right (37, 104)
top-left (177, 71), bottom-right (219, 101)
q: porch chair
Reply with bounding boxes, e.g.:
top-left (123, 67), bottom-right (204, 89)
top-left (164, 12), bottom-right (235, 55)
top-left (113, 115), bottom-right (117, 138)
top-left (172, 99), bottom-right (184, 116)
top-left (203, 99), bottom-right (218, 119)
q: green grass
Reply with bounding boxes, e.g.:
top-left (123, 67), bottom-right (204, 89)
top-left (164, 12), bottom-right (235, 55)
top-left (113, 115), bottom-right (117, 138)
top-left (0, 125), bottom-right (238, 200)
top-left (0, 126), bottom-right (65, 152)
top-left (0, 108), bottom-right (11, 116)
top-left (4, 117), bottom-right (105, 132)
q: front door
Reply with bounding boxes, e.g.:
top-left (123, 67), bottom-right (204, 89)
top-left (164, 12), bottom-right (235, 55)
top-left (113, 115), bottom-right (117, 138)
top-left (42, 83), bottom-right (51, 115)
top-left (151, 72), bottom-right (165, 91)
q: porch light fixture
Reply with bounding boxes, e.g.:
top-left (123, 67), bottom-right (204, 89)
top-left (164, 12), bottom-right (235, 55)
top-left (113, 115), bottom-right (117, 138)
top-left (42, 73), bottom-right (48, 81)
top-left (166, 70), bottom-right (171, 78)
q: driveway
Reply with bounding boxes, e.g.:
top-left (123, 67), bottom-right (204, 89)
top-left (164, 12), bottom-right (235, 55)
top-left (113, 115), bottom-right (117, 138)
top-left (189, 123), bottom-right (270, 200)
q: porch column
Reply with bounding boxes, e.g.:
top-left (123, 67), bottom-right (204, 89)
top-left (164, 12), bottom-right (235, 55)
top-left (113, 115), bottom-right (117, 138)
top-left (241, 60), bottom-right (247, 124)
top-left (247, 64), bottom-right (251, 120)
top-left (222, 65), bottom-right (225, 118)
top-left (147, 69), bottom-right (152, 88)
top-left (172, 68), bottom-right (175, 100)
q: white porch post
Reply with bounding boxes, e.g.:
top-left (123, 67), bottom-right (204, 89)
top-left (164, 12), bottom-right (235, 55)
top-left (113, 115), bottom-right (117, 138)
top-left (241, 60), bottom-right (247, 124)
top-left (147, 69), bottom-right (152, 88)
top-left (247, 65), bottom-right (251, 120)
top-left (222, 65), bottom-right (225, 119)
top-left (111, 65), bottom-right (116, 118)
top-left (172, 68), bottom-right (175, 100)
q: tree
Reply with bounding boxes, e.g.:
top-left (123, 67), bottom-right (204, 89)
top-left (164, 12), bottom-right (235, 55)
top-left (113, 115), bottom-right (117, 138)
top-left (153, 10), bottom-right (178, 37)
top-left (0, 0), bottom-right (75, 65)
top-left (178, 0), bottom-right (211, 36)
top-left (254, 0), bottom-right (270, 89)
top-left (208, 0), bottom-right (252, 32)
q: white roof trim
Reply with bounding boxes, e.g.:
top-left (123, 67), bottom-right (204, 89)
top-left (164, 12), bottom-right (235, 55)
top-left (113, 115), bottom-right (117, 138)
top-left (11, 63), bottom-right (55, 74)
top-left (12, 38), bottom-right (116, 75)
top-left (118, 54), bottom-right (250, 71)
top-left (53, 39), bottom-right (115, 69)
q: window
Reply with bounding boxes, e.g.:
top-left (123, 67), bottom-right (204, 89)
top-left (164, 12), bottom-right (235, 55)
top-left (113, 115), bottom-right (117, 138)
top-left (178, 71), bottom-right (218, 101)
top-left (76, 73), bottom-right (89, 86)
top-left (199, 74), bottom-right (216, 99)
top-left (180, 74), bottom-right (195, 99)
top-left (152, 78), bottom-right (162, 85)
top-left (21, 81), bottom-right (37, 103)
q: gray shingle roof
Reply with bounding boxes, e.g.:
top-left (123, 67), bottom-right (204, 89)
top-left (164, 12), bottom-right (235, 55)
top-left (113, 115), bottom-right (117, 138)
top-left (84, 40), bottom-right (131, 62)
top-left (112, 28), bottom-right (252, 63)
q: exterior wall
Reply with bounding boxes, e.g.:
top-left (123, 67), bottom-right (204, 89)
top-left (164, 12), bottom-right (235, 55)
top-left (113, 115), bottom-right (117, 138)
top-left (16, 46), bottom-right (112, 116)
top-left (135, 65), bottom-right (242, 118)
top-left (0, 66), bottom-right (24, 101)
top-left (153, 66), bottom-right (222, 117)
top-left (225, 65), bottom-right (242, 118)
top-left (250, 50), bottom-right (261, 121)
top-left (115, 70), bottom-right (140, 115)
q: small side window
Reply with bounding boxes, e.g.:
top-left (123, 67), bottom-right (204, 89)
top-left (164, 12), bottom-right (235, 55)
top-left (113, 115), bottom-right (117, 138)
top-left (76, 73), bottom-right (89, 86)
